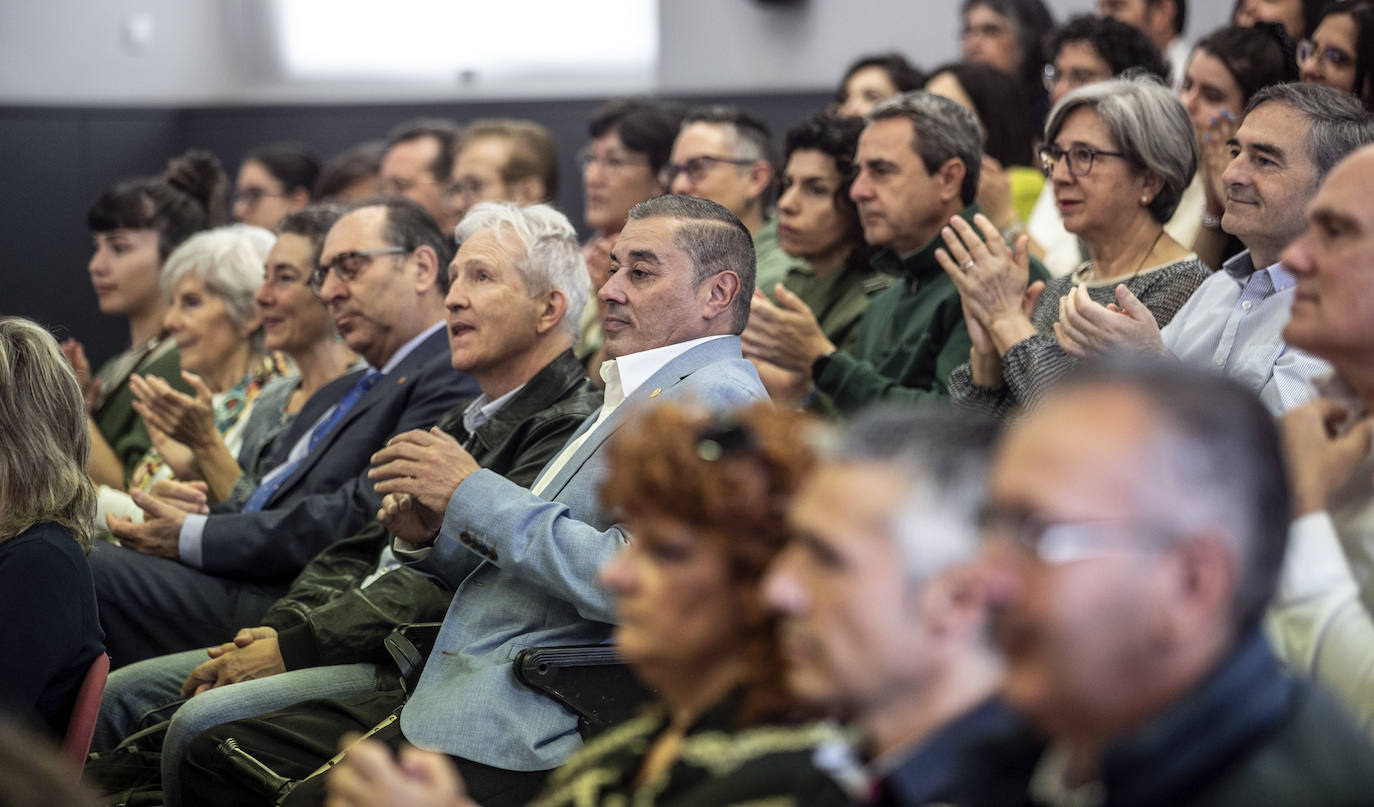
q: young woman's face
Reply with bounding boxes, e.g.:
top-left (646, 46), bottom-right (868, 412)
top-left (1299, 13), bottom-right (1360, 94)
top-left (88, 228), bottom-right (162, 320)
top-left (1180, 49), bottom-right (1246, 134)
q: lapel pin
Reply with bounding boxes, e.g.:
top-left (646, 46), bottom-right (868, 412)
top-left (649, 387), bottom-right (662, 398)
top-left (396, 376), bottom-right (407, 385)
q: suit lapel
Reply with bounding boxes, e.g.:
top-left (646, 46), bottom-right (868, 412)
top-left (537, 337), bottom-right (741, 500)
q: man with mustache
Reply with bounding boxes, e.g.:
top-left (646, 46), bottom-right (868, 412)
top-left (95, 198), bottom-right (478, 665)
top-left (1054, 83), bottom-right (1372, 414)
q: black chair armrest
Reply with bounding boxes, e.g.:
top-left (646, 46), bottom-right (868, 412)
top-left (383, 622), bottom-right (443, 694)
top-left (514, 644), bottom-right (655, 737)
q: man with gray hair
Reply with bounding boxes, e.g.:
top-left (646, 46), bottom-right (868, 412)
top-left (1055, 83), bottom-right (1373, 414)
top-left (968, 362), bottom-right (1374, 803)
top-left (764, 407), bottom-right (1011, 804)
top-left (178, 195), bottom-right (768, 806)
top-left (95, 202), bottom-right (602, 805)
top-left (745, 91), bottom-right (1048, 414)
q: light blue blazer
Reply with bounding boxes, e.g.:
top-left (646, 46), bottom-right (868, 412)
top-left (398, 335), bottom-right (768, 771)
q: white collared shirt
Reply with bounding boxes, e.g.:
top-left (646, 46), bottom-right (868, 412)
top-left (529, 335), bottom-right (730, 496)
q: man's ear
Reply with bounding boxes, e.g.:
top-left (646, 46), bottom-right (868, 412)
top-left (744, 161), bottom-right (774, 208)
top-left (534, 289), bottom-right (569, 336)
top-left (410, 244), bottom-right (441, 294)
top-left (703, 270), bottom-right (741, 323)
top-left (1160, 533), bottom-right (1236, 642)
top-left (935, 157), bottom-right (967, 206)
top-left (511, 176), bottom-right (548, 206)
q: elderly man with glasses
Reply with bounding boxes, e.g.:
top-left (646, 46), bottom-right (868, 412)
top-left (95, 197), bottom-right (478, 667)
top-left (966, 361), bottom-right (1374, 804)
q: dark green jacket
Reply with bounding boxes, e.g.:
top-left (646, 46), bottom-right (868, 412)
top-left (93, 338), bottom-right (192, 485)
top-left (811, 205), bottom-right (1048, 415)
top-left (260, 349), bottom-right (602, 670)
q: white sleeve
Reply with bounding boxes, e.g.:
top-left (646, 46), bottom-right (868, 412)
top-left (1266, 511), bottom-right (1374, 736)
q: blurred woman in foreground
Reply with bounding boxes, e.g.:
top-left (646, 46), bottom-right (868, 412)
top-left (325, 404), bottom-right (850, 807)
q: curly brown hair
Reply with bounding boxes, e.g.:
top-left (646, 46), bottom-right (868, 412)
top-left (600, 402), bottom-right (817, 724)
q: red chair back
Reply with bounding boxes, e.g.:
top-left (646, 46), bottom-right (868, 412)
top-left (60, 653), bottom-right (110, 772)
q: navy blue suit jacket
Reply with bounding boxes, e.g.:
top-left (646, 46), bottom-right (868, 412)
top-left (200, 328), bottom-right (478, 580)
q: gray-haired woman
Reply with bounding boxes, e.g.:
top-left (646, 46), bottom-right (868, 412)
top-left (941, 73), bottom-right (1210, 418)
top-left (99, 224), bottom-right (285, 523)
top-left (0, 317), bottom-right (104, 737)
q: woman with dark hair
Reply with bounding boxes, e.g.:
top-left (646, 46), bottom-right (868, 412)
top-left (231, 143), bottom-right (320, 230)
top-left (1182, 24), bottom-right (1299, 267)
top-left (1233, 0), bottom-right (1329, 41)
top-left (742, 112), bottom-right (887, 406)
top-left (0, 317), bottom-right (104, 739)
top-left (325, 403), bottom-right (850, 807)
top-left (960, 0), bottom-right (1057, 131)
top-left (69, 150), bottom-right (226, 491)
top-left (315, 142), bottom-right (383, 201)
top-left (926, 61), bottom-right (1042, 235)
top-left (577, 98), bottom-right (685, 381)
top-left (834, 52), bottom-right (925, 118)
top-left (1299, 0), bottom-right (1374, 109)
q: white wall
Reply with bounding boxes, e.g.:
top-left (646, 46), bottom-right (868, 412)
top-left (0, 0), bottom-right (1234, 105)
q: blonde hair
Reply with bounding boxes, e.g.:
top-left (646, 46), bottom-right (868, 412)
top-left (0, 318), bottom-right (96, 550)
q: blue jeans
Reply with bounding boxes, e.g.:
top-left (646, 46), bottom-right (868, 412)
top-left (96, 650), bottom-right (379, 807)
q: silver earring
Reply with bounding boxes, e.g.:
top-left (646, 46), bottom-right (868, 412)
top-left (1140, 195), bottom-right (1151, 205)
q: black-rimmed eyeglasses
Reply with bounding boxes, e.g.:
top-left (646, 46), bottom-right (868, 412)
top-left (658, 155), bottom-right (757, 187)
top-left (310, 247), bottom-right (408, 294)
top-left (1037, 143), bottom-right (1131, 178)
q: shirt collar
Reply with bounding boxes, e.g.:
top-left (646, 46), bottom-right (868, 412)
top-left (460, 382), bottom-right (526, 436)
top-left (598, 335), bottom-right (730, 409)
top-left (1222, 249), bottom-right (1296, 293)
top-left (379, 321), bottom-right (444, 375)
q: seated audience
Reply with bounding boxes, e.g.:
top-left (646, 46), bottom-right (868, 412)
top-left (968, 361), bottom-right (1374, 803)
top-left (765, 407), bottom-right (1009, 804)
top-left (742, 112), bottom-right (886, 404)
top-left (447, 119), bottom-right (559, 223)
top-left (1299, 0), bottom-right (1374, 110)
top-left (71, 151), bottom-right (226, 489)
top-left (1098, 0), bottom-right (1190, 86)
top-left (131, 205), bottom-right (360, 507)
top-left (93, 202), bottom-right (601, 807)
top-left (1233, 0), bottom-right (1325, 40)
top-left (97, 224), bottom-right (279, 523)
top-left (231, 144), bottom-right (320, 230)
top-left (1056, 83), bottom-right (1371, 414)
top-left (664, 106), bottom-right (787, 294)
top-left (746, 92), bottom-right (1048, 414)
top-left (316, 142), bottom-right (383, 201)
top-left (945, 74), bottom-right (1208, 419)
top-left (327, 404), bottom-right (852, 807)
top-left (1266, 143), bottom-right (1374, 733)
top-left (1029, 15), bottom-right (1172, 275)
top-left (833, 52), bottom-right (925, 118)
top-left (93, 198), bottom-right (478, 666)
top-left (379, 118), bottom-right (464, 236)
top-left (925, 61), bottom-right (1042, 232)
top-left (174, 195), bottom-right (767, 807)
top-left (0, 317), bottom-right (103, 738)
top-left (960, 0), bottom-right (1056, 131)
top-left (1181, 24), bottom-right (1298, 269)
top-left (577, 99), bottom-right (682, 381)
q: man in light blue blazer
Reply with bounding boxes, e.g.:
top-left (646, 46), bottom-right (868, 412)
top-left (179, 195), bottom-right (769, 807)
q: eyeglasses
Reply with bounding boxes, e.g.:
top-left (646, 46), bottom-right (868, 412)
top-left (1041, 64), bottom-right (1109, 94)
top-left (310, 247), bottom-right (408, 294)
top-left (578, 147), bottom-right (651, 175)
top-left (445, 178), bottom-right (489, 201)
top-left (977, 506), bottom-right (1175, 565)
top-left (658, 155), bottom-right (757, 187)
top-left (1037, 143), bottom-right (1131, 178)
top-left (231, 188), bottom-right (287, 208)
top-left (1297, 39), bottom-right (1354, 71)
top-left (962, 22), bottom-right (1012, 39)
top-left (380, 176), bottom-right (441, 196)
